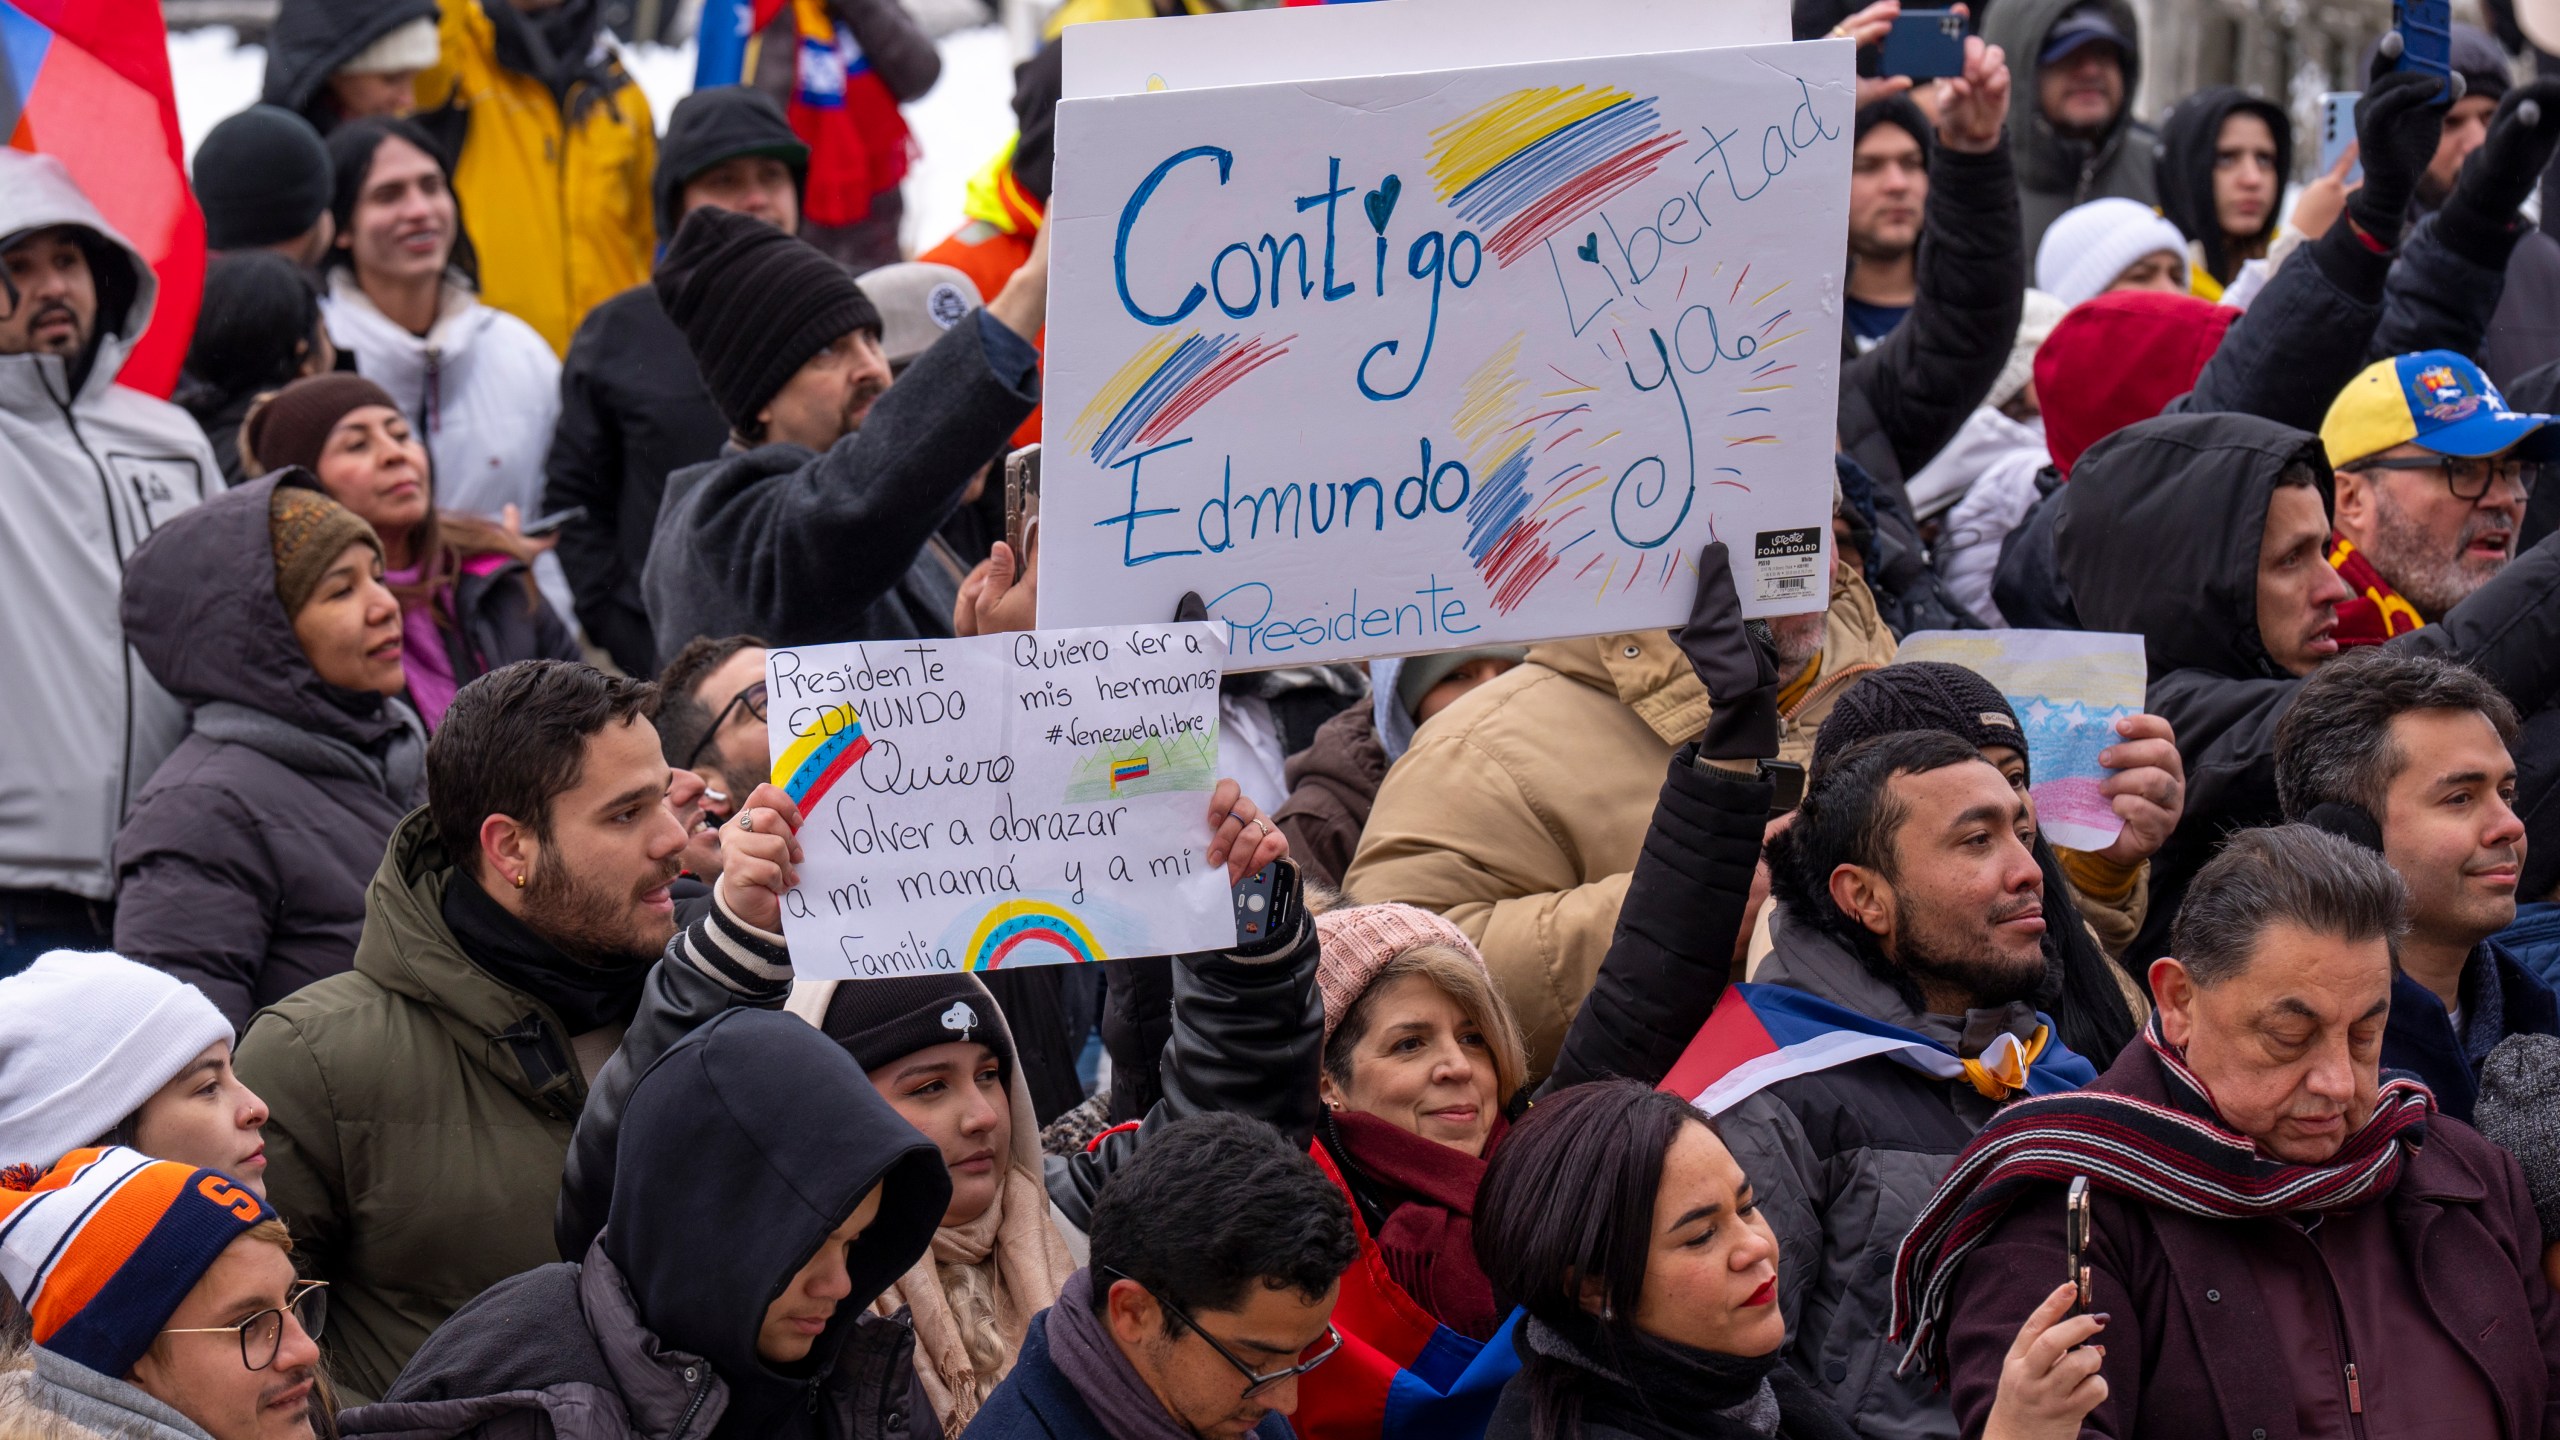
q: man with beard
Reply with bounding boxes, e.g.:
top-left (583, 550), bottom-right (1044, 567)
top-left (1711, 729), bottom-right (2100, 1438)
top-left (1841, 98), bottom-right (1930, 353)
top-left (0, 153), bottom-right (218, 973)
top-left (235, 659), bottom-right (688, 1404)
top-left (2323, 350), bottom-right (2557, 642)
top-left (2277, 650), bottom-right (2560, 1123)
top-left (641, 206), bottom-right (1046, 666)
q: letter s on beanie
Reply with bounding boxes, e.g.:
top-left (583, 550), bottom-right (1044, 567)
top-left (0, 952), bottom-right (232, 1172)
top-left (0, 1148), bottom-right (273, 1379)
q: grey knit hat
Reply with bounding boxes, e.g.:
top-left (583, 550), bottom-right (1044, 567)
top-left (2475, 1033), bottom-right (2560, 1244)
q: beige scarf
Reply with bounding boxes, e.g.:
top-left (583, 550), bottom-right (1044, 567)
top-left (873, 1160), bottom-right (1076, 1434)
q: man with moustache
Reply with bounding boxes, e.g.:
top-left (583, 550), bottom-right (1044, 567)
top-left (2322, 351), bottom-right (2558, 642)
top-left (0, 151), bottom-right (218, 973)
top-left (1912, 825), bottom-right (2560, 1440)
top-left (641, 206), bottom-right (1048, 668)
top-left (1708, 730), bottom-right (2102, 1438)
top-left (235, 660), bottom-right (689, 1404)
top-left (2277, 650), bottom-right (2560, 1123)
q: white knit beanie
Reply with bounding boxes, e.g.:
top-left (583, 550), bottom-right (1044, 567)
top-left (1988, 289), bottom-right (2069, 412)
top-left (2034, 198), bottom-right (2189, 308)
top-left (0, 952), bottom-right (234, 1170)
top-left (337, 16), bottom-right (440, 77)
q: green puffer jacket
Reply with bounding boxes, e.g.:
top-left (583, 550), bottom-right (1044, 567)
top-left (235, 808), bottom-right (602, 1407)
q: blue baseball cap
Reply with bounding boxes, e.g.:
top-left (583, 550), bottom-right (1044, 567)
top-left (2322, 350), bottom-right (2560, 466)
top-left (2039, 3), bottom-right (2129, 65)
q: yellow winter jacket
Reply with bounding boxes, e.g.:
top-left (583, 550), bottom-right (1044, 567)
top-left (416, 0), bottom-right (656, 356)
top-left (1042, 0), bottom-right (1215, 37)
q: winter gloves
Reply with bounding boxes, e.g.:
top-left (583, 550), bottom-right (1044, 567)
top-left (1678, 542), bottom-right (1784, 761)
top-left (2438, 77), bottom-right (2560, 269)
top-left (2346, 68), bottom-right (2455, 252)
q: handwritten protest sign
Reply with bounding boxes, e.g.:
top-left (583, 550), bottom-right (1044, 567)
top-left (763, 626), bottom-right (1237, 979)
top-left (1894, 630), bottom-right (2150, 853)
top-left (1039, 37), bottom-right (1853, 667)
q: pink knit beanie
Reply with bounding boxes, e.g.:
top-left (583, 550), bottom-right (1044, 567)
top-left (1313, 903), bottom-right (1485, 1043)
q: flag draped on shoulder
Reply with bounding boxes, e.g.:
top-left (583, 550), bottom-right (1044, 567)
top-left (1660, 983), bottom-right (2098, 1117)
top-left (1, 0), bottom-right (199, 395)
top-left (693, 0), bottom-right (910, 226)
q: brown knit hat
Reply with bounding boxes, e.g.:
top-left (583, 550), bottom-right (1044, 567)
top-left (270, 483), bottom-right (382, 616)
top-left (241, 373), bottom-right (402, 477)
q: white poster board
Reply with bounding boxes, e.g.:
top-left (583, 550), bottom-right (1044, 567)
top-left (763, 627), bottom-right (1237, 978)
top-left (1060, 0), bottom-right (1787, 99)
top-left (1040, 39), bottom-right (1852, 667)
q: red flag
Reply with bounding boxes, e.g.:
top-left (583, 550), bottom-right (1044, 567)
top-left (2, 0), bottom-right (203, 396)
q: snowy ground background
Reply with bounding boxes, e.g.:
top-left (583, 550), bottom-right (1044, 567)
top-left (166, 17), bottom-right (1023, 257)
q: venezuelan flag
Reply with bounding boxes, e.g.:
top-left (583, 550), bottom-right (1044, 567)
top-left (770, 703), bottom-right (870, 810)
top-left (0, 0), bottom-right (199, 395)
top-left (1109, 757), bottom-right (1149, 791)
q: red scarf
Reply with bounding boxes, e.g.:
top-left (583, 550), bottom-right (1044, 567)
top-left (2327, 534), bottom-right (2427, 646)
top-left (788, 0), bottom-right (912, 226)
top-left (1323, 1110), bottom-right (1507, 1342)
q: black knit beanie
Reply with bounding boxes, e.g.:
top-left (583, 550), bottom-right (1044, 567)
top-left (195, 105), bottom-right (334, 251)
top-left (1814, 662), bottom-right (2026, 780)
top-left (820, 973), bottom-right (1017, 1078)
top-left (656, 206), bottom-right (882, 436)
top-left (1853, 94), bottom-right (1933, 168)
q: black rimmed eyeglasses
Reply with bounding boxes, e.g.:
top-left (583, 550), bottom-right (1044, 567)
top-left (683, 680), bottom-right (768, 773)
top-left (2348, 453), bottom-right (2540, 502)
top-left (1099, 1267), bottom-right (1342, 1398)
top-left (161, 1280), bottom-right (328, 1371)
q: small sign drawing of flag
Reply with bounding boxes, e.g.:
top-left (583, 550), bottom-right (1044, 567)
top-left (770, 703), bottom-right (870, 810)
top-left (1110, 757), bottom-right (1149, 791)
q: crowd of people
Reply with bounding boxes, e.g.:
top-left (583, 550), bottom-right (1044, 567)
top-left (9, 0), bottom-right (2560, 1437)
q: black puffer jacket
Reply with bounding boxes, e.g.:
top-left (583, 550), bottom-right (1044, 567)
top-left (113, 472), bottom-right (427, 1030)
top-left (346, 1008), bottom-right (951, 1440)
top-left (1835, 143), bottom-right (2023, 632)
top-left (2056, 412), bottom-right (2560, 963)
top-left (544, 87), bottom-right (802, 676)
top-left (260, 0), bottom-right (440, 131)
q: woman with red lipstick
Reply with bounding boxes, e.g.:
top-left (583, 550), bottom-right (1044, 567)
top-left (241, 372), bottom-right (579, 731)
top-left (108, 473), bottom-right (428, 1030)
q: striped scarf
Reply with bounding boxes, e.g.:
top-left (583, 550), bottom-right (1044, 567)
top-left (1888, 1012), bottom-right (2435, 1383)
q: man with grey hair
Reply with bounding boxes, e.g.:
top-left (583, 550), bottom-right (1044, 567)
top-left (2276, 648), bottom-right (2560, 1122)
top-left (1905, 823), bottom-right (2560, 1439)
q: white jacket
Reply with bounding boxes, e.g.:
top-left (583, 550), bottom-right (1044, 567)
top-left (321, 272), bottom-right (578, 627)
top-left (0, 152), bottom-right (217, 900)
top-left (1917, 405), bottom-right (2050, 627)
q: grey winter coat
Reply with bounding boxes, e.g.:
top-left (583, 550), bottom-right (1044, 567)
top-left (1981, 0), bottom-right (2160, 256)
top-left (0, 1340), bottom-right (218, 1440)
top-left (1716, 913), bottom-right (2054, 1440)
top-left (640, 310), bottom-right (1036, 669)
top-left (112, 473), bottom-right (427, 1030)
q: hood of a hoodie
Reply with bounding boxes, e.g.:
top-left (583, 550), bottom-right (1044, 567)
top-left (2053, 411), bottom-right (2332, 680)
top-left (651, 87), bottom-right (810, 242)
top-left (0, 151), bottom-right (152, 401)
top-left (1983, 0), bottom-right (2145, 195)
top-left (602, 1008), bottom-right (949, 1424)
top-left (2033, 289), bottom-right (2235, 477)
top-left (2154, 87), bottom-right (2290, 284)
top-left (258, 0), bottom-right (441, 121)
top-left (119, 470), bottom-right (407, 750)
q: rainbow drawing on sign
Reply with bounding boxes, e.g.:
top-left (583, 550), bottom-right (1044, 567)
top-left (965, 901), bottom-right (1108, 970)
top-left (1110, 757), bottom-right (1151, 791)
top-left (1426, 86), bottom-right (1683, 268)
top-left (771, 703), bottom-right (872, 809)
top-left (1070, 329), bottom-right (1297, 465)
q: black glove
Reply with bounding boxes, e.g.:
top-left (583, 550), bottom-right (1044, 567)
top-left (1677, 542), bottom-right (1782, 760)
top-left (2348, 67), bottom-right (2456, 250)
top-left (1173, 591), bottom-right (1208, 623)
top-left (2440, 77), bottom-right (2560, 264)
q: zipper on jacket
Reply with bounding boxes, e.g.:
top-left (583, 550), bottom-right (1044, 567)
top-left (2294, 1218), bottom-right (2371, 1440)
top-left (668, 1368), bottom-right (714, 1440)
top-left (2345, 1361), bottom-right (2363, 1415)
top-left (54, 380), bottom-right (143, 819)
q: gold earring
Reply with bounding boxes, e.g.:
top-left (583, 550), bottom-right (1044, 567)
top-left (512, 872), bottom-right (526, 890)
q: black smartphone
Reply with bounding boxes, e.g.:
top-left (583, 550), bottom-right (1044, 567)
top-left (522, 505), bottom-right (587, 538)
top-left (1880, 9), bottom-right (1968, 79)
top-left (1004, 443), bottom-right (1042, 561)
top-left (2065, 1175), bottom-right (2094, 1314)
top-left (1232, 857), bottom-right (1301, 955)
